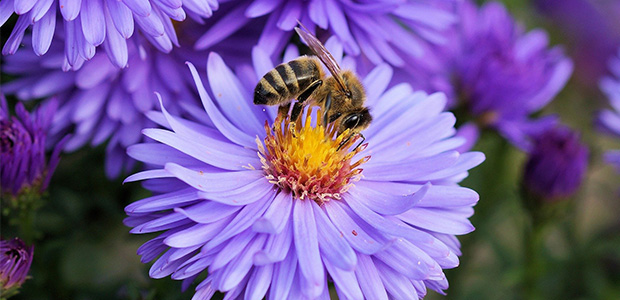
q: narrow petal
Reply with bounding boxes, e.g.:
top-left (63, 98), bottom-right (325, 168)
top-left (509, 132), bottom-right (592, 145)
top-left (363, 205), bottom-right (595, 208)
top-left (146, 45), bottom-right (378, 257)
top-left (352, 182), bottom-right (430, 215)
top-left (398, 207), bottom-right (475, 235)
top-left (122, 0), bottom-right (151, 17)
top-left (81, 0), bottom-right (106, 46)
top-left (14, 0), bottom-right (36, 14)
top-left (245, 0), bottom-right (281, 18)
top-left (164, 216), bottom-right (232, 248)
top-left (32, 2), bottom-right (56, 56)
top-left (362, 151), bottom-right (459, 182)
top-left (30, 0), bottom-right (53, 22)
top-left (324, 200), bottom-right (387, 255)
top-left (268, 249), bottom-right (297, 300)
top-left (313, 203), bottom-right (357, 271)
top-left (59, 0), bottom-right (82, 21)
top-left (355, 254), bottom-right (389, 300)
top-left (194, 4), bottom-right (250, 50)
top-left (253, 220), bottom-right (292, 265)
top-left (245, 264), bottom-right (273, 300)
top-left (0, 0), bottom-right (15, 26)
top-left (186, 62), bottom-right (255, 147)
top-left (2, 14), bottom-right (29, 55)
top-left (105, 0), bottom-right (134, 38)
top-left (163, 162), bottom-right (262, 192)
top-left (252, 191), bottom-right (293, 234)
top-left (293, 199), bottom-right (325, 297)
top-left (175, 201), bottom-right (241, 224)
top-left (324, 259), bottom-right (363, 300)
top-left (102, 5), bottom-right (128, 68)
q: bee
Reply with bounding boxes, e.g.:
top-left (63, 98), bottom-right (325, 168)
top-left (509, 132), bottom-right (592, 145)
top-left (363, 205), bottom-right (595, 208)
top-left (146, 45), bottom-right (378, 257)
top-left (253, 23), bottom-right (372, 137)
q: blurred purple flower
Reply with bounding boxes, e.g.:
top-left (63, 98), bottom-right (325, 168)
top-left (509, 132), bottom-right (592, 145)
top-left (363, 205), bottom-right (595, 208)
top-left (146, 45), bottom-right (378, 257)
top-left (1, 18), bottom-right (231, 177)
top-left (598, 47), bottom-right (620, 172)
top-left (416, 1), bottom-right (573, 150)
top-left (0, 238), bottom-right (34, 295)
top-left (535, 0), bottom-right (620, 87)
top-left (0, 0), bottom-right (219, 69)
top-left (197, 0), bottom-right (457, 66)
top-left (124, 41), bottom-right (484, 299)
top-left (1, 95), bottom-right (65, 197)
top-left (523, 126), bottom-right (588, 201)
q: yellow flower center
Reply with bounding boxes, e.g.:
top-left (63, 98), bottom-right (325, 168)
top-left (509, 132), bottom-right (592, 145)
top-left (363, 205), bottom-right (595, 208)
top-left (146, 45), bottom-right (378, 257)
top-left (257, 109), bottom-right (369, 205)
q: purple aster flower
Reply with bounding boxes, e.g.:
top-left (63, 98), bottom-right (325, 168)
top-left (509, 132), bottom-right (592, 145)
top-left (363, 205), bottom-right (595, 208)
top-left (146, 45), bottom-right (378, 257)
top-left (402, 1), bottom-right (573, 150)
top-left (522, 126), bottom-right (588, 201)
top-left (1, 95), bottom-right (65, 198)
top-left (0, 0), bottom-right (219, 69)
top-left (196, 0), bottom-right (457, 67)
top-left (124, 40), bottom-right (484, 299)
top-left (3, 28), bottom-right (205, 178)
top-left (0, 237), bottom-right (34, 297)
top-left (535, 0), bottom-right (620, 86)
top-left (598, 47), bottom-right (620, 172)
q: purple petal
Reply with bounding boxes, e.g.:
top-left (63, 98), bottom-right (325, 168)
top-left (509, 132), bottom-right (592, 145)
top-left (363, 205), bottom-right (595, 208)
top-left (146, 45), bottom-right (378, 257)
top-left (134, 9), bottom-right (165, 37)
top-left (245, 0), bottom-right (281, 17)
top-left (362, 151), bottom-right (459, 182)
top-left (175, 201), bottom-right (240, 224)
top-left (0, 0), bottom-right (15, 26)
top-left (245, 264), bottom-right (273, 300)
top-left (253, 192), bottom-right (293, 234)
top-left (324, 259), bottom-right (363, 300)
top-left (398, 207), bottom-right (475, 235)
top-left (194, 4), bottom-right (250, 50)
top-left (80, 0), bottom-right (106, 46)
top-left (325, 0), bottom-right (359, 55)
top-left (122, 0), bottom-right (151, 17)
top-left (276, 0), bottom-right (301, 30)
top-left (308, 0), bottom-right (327, 29)
top-left (126, 143), bottom-right (203, 167)
top-left (324, 201), bottom-right (388, 255)
top-left (293, 199), bottom-right (325, 297)
top-left (156, 3), bottom-right (186, 21)
top-left (181, 0), bottom-right (212, 18)
top-left (31, 2), bottom-right (56, 56)
top-left (355, 254), bottom-right (389, 300)
top-left (164, 216), bottom-right (231, 248)
top-left (313, 203), bottom-right (357, 271)
top-left (105, 0), bottom-right (134, 38)
top-left (59, 0), bottom-right (82, 21)
top-left (207, 52), bottom-right (264, 136)
top-left (268, 249), bottom-right (297, 300)
top-left (14, 0), bottom-right (35, 14)
top-left (374, 259), bottom-right (418, 299)
top-left (197, 178), bottom-right (276, 206)
top-left (30, 0), bottom-right (53, 21)
top-left (343, 194), bottom-right (434, 244)
top-left (125, 188), bottom-right (199, 213)
top-left (205, 193), bottom-right (273, 249)
top-left (186, 62), bottom-right (255, 147)
top-left (74, 16), bottom-right (96, 60)
top-left (353, 182), bottom-right (430, 215)
top-left (253, 220), bottom-right (292, 265)
top-left (416, 152), bottom-right (485, 181)
top-left (210, 230), bottom-right (256, 271)
top-left (2, 13), bottom-right (29, 55)
top-left (124, 169), bottom-right (172, 183)
top-left (162, 162), bottom-right (262, 192)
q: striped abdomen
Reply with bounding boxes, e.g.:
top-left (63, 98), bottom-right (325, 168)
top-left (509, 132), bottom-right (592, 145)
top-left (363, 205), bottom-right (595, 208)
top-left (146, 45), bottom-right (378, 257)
top-left (254, 56), bottom-right (323, 106)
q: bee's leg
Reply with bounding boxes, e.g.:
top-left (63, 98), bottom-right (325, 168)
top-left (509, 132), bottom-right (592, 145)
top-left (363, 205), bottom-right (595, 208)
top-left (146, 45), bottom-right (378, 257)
top-left (297, 80), bottom-right (322, 104)
top-left (277, 103), bottom-right (291, 119)
top-left (337, 132), bottom-right (366, 151)
top-left (291, 79), bottom-right (322, 122)
top-left (323, 92), bottom-right (332, 126)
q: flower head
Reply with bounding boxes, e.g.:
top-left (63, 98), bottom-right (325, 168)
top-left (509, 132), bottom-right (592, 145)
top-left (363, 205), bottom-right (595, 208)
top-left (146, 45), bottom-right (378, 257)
top-left (197, 0), bottom-right (456, 67)
top-left (0, 238), bottom-right (34, 296)
top-left (412, 0), bottom-right (573, 150)
top-left (2, 29), bottom-right (211, 178)
top-left (598, 47), bottom-right (620, 172)
top-left (0, 95), bottom-right (64, 198)
top-left (125, 42), bottom-right (484, 299)
top-left (522, 126), bottom-right (588, 201)
top-left (1, 0), bottom-right (219, 69)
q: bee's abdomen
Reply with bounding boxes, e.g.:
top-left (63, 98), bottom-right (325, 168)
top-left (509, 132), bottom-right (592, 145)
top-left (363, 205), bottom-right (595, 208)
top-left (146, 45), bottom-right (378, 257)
top-left (254, 57), bottom-right (321, 106)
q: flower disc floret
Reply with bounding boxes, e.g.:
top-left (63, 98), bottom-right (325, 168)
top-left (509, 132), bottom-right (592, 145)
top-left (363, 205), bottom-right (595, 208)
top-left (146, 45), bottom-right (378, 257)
top-left (258, 111), bottom-right (369, 204)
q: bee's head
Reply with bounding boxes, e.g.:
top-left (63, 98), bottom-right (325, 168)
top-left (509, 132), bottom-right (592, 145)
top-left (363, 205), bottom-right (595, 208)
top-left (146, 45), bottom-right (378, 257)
top-left (339, 107), bottom-right (372, 133)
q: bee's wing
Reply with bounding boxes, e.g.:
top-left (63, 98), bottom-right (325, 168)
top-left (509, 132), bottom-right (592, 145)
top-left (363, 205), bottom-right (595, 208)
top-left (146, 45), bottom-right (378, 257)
top-left (295, 24), bottom-right (348, 93)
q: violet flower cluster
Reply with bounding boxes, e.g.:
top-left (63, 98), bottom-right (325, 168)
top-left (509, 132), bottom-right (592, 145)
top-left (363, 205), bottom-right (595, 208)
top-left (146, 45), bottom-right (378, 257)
top-left (1, 0), bottom-right (219, 69)
top-left (123, 43), bottom-right (484, 299)
top-left (411, 0), bottom-right (573, 150)
top-left (1, 95), bottom-right (65, 198)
